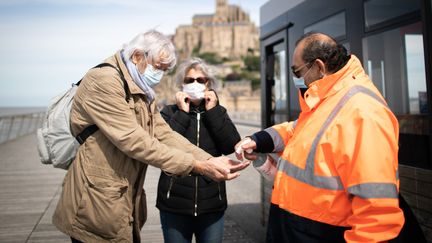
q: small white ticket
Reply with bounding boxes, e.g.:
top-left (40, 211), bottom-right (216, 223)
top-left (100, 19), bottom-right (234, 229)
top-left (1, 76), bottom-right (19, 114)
top-left (235, 137), bottom-right (253, 161)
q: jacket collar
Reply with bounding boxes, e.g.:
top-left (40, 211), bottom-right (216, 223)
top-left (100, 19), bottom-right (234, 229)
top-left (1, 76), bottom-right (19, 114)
top-left (299, 55), bottom-right (365, 111)
top-left (113, 51), bottom-right (146, 97)
top-left (190, 99), bottom-right (206, 113)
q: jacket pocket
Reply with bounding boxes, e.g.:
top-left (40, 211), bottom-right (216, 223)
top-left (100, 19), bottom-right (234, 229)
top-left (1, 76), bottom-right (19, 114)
top-left (73, 180), bottom-right (129, 239)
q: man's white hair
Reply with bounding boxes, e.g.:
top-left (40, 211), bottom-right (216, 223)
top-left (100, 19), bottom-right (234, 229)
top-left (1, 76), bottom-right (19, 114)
top-left (123, 30), bottom-right (176, 70)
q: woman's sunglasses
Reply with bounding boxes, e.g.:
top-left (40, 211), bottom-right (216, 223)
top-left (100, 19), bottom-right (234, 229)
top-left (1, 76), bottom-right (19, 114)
top-left (184, 77), bottom-right (209, 84)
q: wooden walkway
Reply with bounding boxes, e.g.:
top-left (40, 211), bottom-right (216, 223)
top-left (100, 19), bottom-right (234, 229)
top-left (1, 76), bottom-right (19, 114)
top-left (0, 124), bottom-right (265, 243)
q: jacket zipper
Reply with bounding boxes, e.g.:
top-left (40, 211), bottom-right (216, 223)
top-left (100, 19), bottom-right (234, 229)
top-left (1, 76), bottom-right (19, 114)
top-left (194, 111), bottom-right (202, 216)
top-left (194, 176), bottom-right (198, 216)
top-left (196, 112), bottom-right (201, 147)
top-left (218, 183), bottom-right (222, 200)
top-left (167, 177), bottom-right (174, 199)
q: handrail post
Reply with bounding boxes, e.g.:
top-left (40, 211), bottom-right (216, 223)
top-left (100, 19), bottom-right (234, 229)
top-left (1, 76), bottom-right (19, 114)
top-left (18, 115), bottom-right (25, 137)
top-left (7, 117), bottom-right (15, 140)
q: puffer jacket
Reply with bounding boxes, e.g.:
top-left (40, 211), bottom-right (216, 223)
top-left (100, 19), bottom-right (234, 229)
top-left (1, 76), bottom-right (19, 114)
top-left (52, 51), bottom-right (212, 243)
top-left (156, 101), bottom-right (240, 216)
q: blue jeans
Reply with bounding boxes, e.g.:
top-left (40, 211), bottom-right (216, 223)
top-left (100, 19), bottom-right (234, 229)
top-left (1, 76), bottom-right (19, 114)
top-left (160, 210), bottom-right (224, 243)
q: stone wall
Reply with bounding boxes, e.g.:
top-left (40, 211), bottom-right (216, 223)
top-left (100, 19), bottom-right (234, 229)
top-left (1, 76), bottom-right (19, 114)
top-left (399, 165), bottom-right (432, 241)
top-left (219, 80), bottom-right (261, 113)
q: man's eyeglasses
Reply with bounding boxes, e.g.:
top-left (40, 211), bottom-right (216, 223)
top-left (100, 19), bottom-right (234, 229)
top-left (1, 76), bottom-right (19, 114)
top-left (143, 52), bottom-right (169, 72)
top-left (291, 62), bottom-right (311, 79)
top-left (184, 77), bottom-right (209, 84)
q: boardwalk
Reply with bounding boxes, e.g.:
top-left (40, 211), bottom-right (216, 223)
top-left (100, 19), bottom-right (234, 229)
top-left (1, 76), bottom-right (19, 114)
top-left (0, 124), bottom-right (265, 243)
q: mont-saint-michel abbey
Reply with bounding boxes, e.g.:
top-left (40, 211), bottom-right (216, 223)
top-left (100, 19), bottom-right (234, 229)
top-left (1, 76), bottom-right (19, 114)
top-left (155, 0), bottom-right (262, 118)
top-left (173, 0), bottom-right (259, 59)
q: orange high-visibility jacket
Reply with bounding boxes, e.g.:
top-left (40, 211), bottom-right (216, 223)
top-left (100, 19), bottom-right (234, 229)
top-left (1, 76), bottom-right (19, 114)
top-left (265, 55), bottom-right (404, 242)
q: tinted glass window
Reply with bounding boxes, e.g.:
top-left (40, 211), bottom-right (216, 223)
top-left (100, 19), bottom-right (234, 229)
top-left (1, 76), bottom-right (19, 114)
top-left (272, 42), bottom-right (288, 124)
top-left (364, 0), bottom-right (420, 28)
top-left (362, 22), bottom-right (426, 115)
top-left (363, 22), bottom-right (429, 168)
top-left (304, 12), bottom-right (346, 39)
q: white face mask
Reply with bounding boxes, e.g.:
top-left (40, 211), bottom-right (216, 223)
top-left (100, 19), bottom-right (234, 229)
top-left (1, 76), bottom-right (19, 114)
top-left (139, 63), bottom-right (164, 88)
top-left (182, 82), bottom-right (206, 101)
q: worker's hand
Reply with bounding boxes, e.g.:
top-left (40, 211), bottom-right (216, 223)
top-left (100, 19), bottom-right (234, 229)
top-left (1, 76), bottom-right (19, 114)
top-left (175, 91), bottom-right (190, 113)
top-left (193, 156), bottom-right (250, 181)
top-left (234, 137), bottom-right (257, 161)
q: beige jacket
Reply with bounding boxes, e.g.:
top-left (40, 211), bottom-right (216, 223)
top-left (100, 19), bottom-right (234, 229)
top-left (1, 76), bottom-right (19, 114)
top-left (52, 52), bottom-right (211, 242)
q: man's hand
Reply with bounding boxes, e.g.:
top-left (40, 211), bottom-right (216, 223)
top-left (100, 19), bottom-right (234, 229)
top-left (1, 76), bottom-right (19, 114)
top-left (193, 156), bottom-right (250, 182)
top-left (234, 137), bottom-right (257, 161)
top-left (175, 91), bottom-right (190, 113)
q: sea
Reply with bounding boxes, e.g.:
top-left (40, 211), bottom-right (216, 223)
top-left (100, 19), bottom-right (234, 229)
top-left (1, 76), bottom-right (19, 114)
top-left (0, 107), bottom-right (46, 116)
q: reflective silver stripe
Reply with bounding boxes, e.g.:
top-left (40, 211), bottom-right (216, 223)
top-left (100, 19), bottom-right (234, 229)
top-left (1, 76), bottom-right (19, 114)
top-left (348, 183), bottom-right (398, 199)
top-left (265, 127), bottom-right (285, 152)
top-left (278, 158), bottom-right (343, 189)
top-left (278, 85), bottom-right (389, 191)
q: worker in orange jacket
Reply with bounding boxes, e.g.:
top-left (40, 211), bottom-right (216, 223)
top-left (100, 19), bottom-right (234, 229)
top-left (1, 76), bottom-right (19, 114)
top-left (236, 32), bottom-right (404, 242)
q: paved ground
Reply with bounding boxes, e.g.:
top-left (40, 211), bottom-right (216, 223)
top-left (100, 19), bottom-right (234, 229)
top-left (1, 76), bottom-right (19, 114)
top-left (0, 124), bottom-right (266, 243)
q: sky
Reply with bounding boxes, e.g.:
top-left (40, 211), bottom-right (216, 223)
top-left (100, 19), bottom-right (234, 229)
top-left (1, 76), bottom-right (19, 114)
top-left (0, 0), bottom-right (267, 107)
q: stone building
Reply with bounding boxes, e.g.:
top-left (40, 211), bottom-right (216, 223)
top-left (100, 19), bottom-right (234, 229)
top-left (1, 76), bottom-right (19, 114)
top-left (173, 0), bottom-right (259, 60)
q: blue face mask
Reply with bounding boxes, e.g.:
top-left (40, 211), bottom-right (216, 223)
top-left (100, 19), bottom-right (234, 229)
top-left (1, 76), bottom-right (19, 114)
top-left (292, 77), bottom-right (308, 89)
top-left (292, 62), bottom-right (314, 89)
top-left (140, 63), bottom-right (164, 88)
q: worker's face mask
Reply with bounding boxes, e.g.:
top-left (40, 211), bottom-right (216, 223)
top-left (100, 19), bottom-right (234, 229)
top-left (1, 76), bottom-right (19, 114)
top-left (292, 62), bottom-right (314, 89)
top-left (292, 76), bottom-right (308, 89)
top-left (183, 82), bottom-right (206, 101)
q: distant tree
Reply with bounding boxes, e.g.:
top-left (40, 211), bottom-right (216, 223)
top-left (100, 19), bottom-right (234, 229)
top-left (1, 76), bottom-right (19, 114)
top-left (225, 72), bottom-right (242, 81)
top-left (251, 77), bottom-right (261, 90)
top-left (247, 48), bottom-right (255, 56)
top-left (243, 55), bottom-right (260, 72)
top-left (192, 42), bottom-right (201, 56)
top-left (222, 57), bottom-right (231, 62)
top-left (198, 52), bottom-right (222, 64)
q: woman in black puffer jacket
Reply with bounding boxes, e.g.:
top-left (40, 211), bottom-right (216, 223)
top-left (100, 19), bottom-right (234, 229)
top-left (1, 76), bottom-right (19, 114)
top-left (156, 57), bottom-right (241, 243)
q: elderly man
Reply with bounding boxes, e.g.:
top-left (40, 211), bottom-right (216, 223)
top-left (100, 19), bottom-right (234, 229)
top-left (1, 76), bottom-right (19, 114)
top-left (52, 30), bottom-right (248, 243)
top-left (236, 32), bottom-right (404, 242)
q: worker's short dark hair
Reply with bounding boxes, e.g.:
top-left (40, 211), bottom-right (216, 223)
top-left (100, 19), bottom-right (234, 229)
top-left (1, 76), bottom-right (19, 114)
top-left (296, 32), bottom-right (350, 73)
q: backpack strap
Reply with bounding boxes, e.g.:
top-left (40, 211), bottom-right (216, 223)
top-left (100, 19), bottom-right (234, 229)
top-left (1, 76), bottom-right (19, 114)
top-left (93, 63), bottom-right (131, 102)
top-left (75, 62), bottom-right (132, 145)
top-left (76, 124), bottom-right (99, 145)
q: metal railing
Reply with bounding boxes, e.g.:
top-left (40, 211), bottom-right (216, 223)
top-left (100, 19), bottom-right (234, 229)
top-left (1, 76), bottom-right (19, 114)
top-left (0, 112), bottom-right (45, 144)
top-left (0, 110), bottom-right (260, 144)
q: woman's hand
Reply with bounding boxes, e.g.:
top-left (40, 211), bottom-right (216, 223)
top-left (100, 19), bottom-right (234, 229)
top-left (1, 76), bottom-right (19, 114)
top-left (175, 91), bottom-right (190, 113)
top-left (204, 90), bottom-right (218, 110)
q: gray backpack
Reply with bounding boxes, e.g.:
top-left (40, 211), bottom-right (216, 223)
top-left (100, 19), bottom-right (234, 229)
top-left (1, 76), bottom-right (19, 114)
top-left (37, 63), bottom-right (130, 169)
